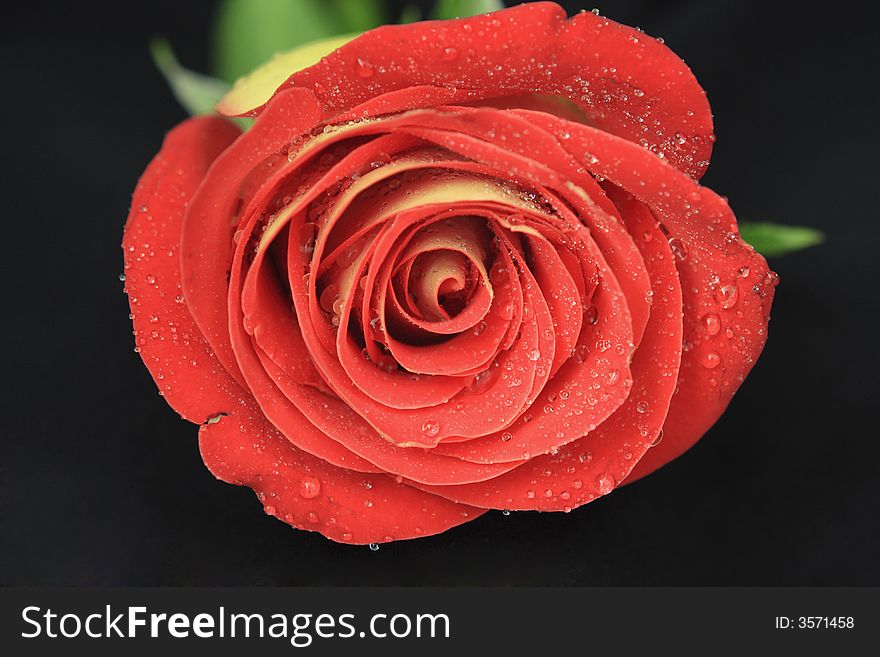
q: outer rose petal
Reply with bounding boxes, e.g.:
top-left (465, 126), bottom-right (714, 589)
top-left (199, 395), bottom-right (486, 544)
top-left (233, 2), bottom-right (713, 177)
top-left (180, 87), bottom-right (323, 389)
top-left (123, 116), bottom-right (246, 422)
top-left (525, 114), bottom-right (775, 481)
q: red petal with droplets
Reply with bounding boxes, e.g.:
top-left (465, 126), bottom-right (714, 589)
top-left (123, 116), bottom-right (244, 422)
top-left (236, 2), bottom-right (714, 177)
top-left (199, 395), bottom-right (485, 544)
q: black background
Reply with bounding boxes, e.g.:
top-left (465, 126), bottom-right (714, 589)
top-left (2, 0), bottom-right (878, 586)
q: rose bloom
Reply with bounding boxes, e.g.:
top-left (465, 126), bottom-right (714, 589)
top-left (123, 3), bottom-right (776, 544)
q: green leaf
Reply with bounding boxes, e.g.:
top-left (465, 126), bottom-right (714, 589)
top-left (399, 5), bottom-right (423, 23)
top-left (150, 38), bottom-right (230, 116)
top-left (430, 0), bottom-right (505, 20)
top-left (739, 222), bottom-right (824, 257)
top-left (329, 0), bottom-right (386, 32)
top-left (212, 0), bottom-right (385, 83)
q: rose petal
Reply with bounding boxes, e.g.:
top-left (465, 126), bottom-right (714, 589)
top-left (198, 396), bottom-right (486, 544)
top-left (247, 3), bottom-right (714, 176)
top-left (123, 116), bottom-right (245, 423)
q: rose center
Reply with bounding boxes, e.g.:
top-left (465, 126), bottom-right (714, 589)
top-left (406, 249), bottom-right (476, 321)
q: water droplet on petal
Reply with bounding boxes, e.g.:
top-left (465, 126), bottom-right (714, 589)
top-left (319, 284), bottom-right (339, 313)
top-left (469, 368), bottom-right (496, 392)
top-left (597, 473), bottom-right (615, 495)
top-left (299, 223), bottom-right (317, 256)
top-left (368, 543), bottom-right (379, 551)
top-left (299, 477), bottom-right (321, 499)
top-left (356, 58), bottom-right (375, 78)
top-left (702, 312), bottom-right (721, 336)
top-left (585, 305), bottom-right (599, 325)
top-left (421, 419), bottom-right (440, 437)
top-left (700, 350), bottom-right (721, 369)
top-left (668, 237), bottom-right (688, 260)
top-left (714, 283), bottom-right (738, 309)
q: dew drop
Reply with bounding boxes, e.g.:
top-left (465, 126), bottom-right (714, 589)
top-left (501, 509), bottom-right (510, 516)
top-left (700, 350), bottom-right (721, 369)
top-left (585, 304), bottom-right (599, 325)
top-left (596, 473), bottom-right (615, 495)
top-left (299, 223), bottom-right (317, 256)
top-left (714, 283), bottom-right (738, 309)
top-left (298, 477), bottom-right (321, 499)
top-left (441, 46), bottom-right (458, 61)
top-left (668, 237), bottom-right (688, 260)
top-left (421, 419), bottom-right (441, 437)
top-left (319, 284), bottom-right (339, 313)
top-left (356, 58), bottom-right (375, 78)
top-left (702, 312), bottom-right (721, 336)
top-left (368, 543), bottom-right (379, 551)
top-left (469, 368), bottom-right (496, 392)
top-left (501, 431), bottom-right (513, 442)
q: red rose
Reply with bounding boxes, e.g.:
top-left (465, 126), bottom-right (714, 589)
top-left (123, 2), bottom-right (775, 544)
